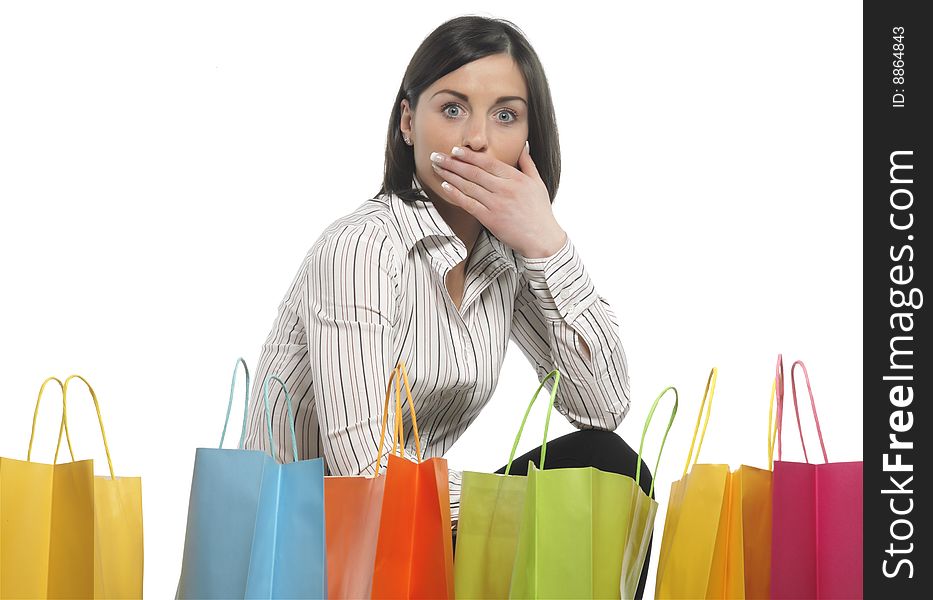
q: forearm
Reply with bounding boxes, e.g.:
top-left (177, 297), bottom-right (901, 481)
top-left (514, 235), bottom-right (631, 429)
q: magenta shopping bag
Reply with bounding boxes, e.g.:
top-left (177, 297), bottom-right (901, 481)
top-left (771, 355), bottom-right (863, 599)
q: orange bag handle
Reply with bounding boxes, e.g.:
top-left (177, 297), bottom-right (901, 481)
top-left (27, 376), bottom-right (75, 464)
top-left (375, 361), bottom-right (422, 475)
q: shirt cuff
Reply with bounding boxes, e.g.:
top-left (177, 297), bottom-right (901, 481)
top-left (519, 235), bottom-right (596, 324)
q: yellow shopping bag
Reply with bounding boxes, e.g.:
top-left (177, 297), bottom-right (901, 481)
top-left (655, 367), bottom-right (777, 599)
top-left (0, 375), bottom-right (143, 599)
top-left (2, 377), bottom-right (82, 598)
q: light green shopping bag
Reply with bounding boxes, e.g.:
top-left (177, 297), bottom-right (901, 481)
top-left (454, 370), bottom-right (562, 599)
top-left (509, 386), bottom-right (678, 599)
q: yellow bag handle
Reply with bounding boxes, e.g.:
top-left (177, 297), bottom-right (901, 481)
top-left (375, 361), bottom-right (422, 475)
top-left (54, 375), bottom-right (116, 480)
top-left (27, 376), bottom-right (76, 464)
top-left (682, 367), bottom-right (717, 477)
top-left (767, 377), bottom-right (778, 470)
top-left (768, 353), bottom-right (784, 470)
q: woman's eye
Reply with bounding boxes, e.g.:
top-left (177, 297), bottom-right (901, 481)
top-left (442, 103), bottom-right (463, 118)
top-left (496, 109), bottom-right (518, 123)
top-left (441, 103), bottom-right (518, 124)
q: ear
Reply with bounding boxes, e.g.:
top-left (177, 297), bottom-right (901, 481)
top-left (399, 99), bottom-right (413, 139)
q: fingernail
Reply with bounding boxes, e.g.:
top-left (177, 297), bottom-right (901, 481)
top-left (430, 151), bottom-right (443, 163)
top-left (441, 181), bottom-right (452, 191)
top-left (451, 146), bottom-right (464, 157)
top-left (525, 140), bottom-right (529, 153)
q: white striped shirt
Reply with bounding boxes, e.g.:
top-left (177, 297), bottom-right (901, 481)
top-left (242, 175), bottom-right (631, 527)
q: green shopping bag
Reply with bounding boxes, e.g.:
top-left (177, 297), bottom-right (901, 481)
top-left (509, 386), bottom-right (678, 599)
top-left (454, 370), bottom-right (562, 599)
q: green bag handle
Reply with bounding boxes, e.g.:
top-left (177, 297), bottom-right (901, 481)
top-left (219, 357), bottom-right (251, 449)
top-left (505, 370), bottom-right (561, 475)
top-left (636, 386), bottom-right (679, 498)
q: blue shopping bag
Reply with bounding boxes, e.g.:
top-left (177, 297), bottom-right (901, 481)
top-left (176, 359), bottom-right (327, 599)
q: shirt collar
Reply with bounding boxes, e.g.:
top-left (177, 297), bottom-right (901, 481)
top-left (390, 173), bottom-right (519, 274)
top-left (391, 173), bottom-right (456, 253)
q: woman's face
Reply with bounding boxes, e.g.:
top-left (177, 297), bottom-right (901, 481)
top-left (401, 53), bottom-right (529, 200)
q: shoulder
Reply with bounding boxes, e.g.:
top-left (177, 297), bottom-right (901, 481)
top-left (303, 195), bottom-right (405, 277)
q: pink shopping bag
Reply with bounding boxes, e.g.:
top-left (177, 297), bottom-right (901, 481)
top-left (771, 355), bottom-right (863, 599)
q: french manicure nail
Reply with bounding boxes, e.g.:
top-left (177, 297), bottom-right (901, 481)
top-left (430, 151), bottom-right (443, 163)
top-left (451, 146), bottom-right (464, 157)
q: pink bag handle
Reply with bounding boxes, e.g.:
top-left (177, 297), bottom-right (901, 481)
top-left (788, 359), bottom-right (829, 464)
top-left (775, 353), bottom-right (829, 463)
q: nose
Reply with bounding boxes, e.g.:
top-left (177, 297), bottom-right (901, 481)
top-left (461, 116), bottom-right (488, 153)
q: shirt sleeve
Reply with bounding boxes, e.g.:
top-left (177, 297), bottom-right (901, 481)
top-left (510, 234), bottom-right (631, 431)
top-left (306, 222), bottom-right (424, 477)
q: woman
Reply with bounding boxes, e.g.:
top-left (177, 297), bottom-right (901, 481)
top-left (243, 14), bottom-right (652, 596)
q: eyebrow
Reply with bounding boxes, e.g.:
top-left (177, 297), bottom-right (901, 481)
top-left (431, 89), bottom-right (527, 106)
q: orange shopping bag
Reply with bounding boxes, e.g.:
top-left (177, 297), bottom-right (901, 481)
top-left (371, 361), bottom-right (454, 599)
top-left (323, 367), bottom-right (393, 599)
top-left (323, 473), bottom-right (386, 599)
top-left (325, 361), bottom-right (454, 599)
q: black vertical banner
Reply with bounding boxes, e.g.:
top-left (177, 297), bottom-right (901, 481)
top-left (864, 1), bottom-right (929, 597)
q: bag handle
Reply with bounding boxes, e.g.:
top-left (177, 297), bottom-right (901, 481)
top-left (767, 377), bottom-right (778, 470)
top-left (55, 375), bottom-right (116, 480)
top-left (375, 366), bottom-right (398, 475)
top-left (375, 361), bottom-right (423, 475)
top-left (774, 353), bottom-right (786, 461)
top-left (787, 360), bottom-right (829, 464)
top-left (505, 370), bottom-right (561, 475)
top-left (391, 371), bottom-right (404, 458)
top-left (398, 362), bottom-right (422, 461)
top-left (27, 376), bottom-right (76, 464)
top-left (637, 386), bottom-right (679, 498)
top-left (262, 375), bottom-right (300, 464)
top-left (681, 368), bottom-right (717, 477)
top-left (219, 357), bottom-right (251, 449)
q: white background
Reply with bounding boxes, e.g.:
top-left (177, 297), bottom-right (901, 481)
top-left (0, 1), bottom-right (862, 597)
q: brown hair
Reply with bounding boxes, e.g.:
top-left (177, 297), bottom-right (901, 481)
top-left (377, 15), bottom-right (561, 204)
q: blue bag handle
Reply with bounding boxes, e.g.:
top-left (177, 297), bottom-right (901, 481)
top-left (219, 357), bottom-right (250, 449)
top-left (217, 358), bottom-right (299, 463)
top-left (262, 375), bottom-right (299, 464)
